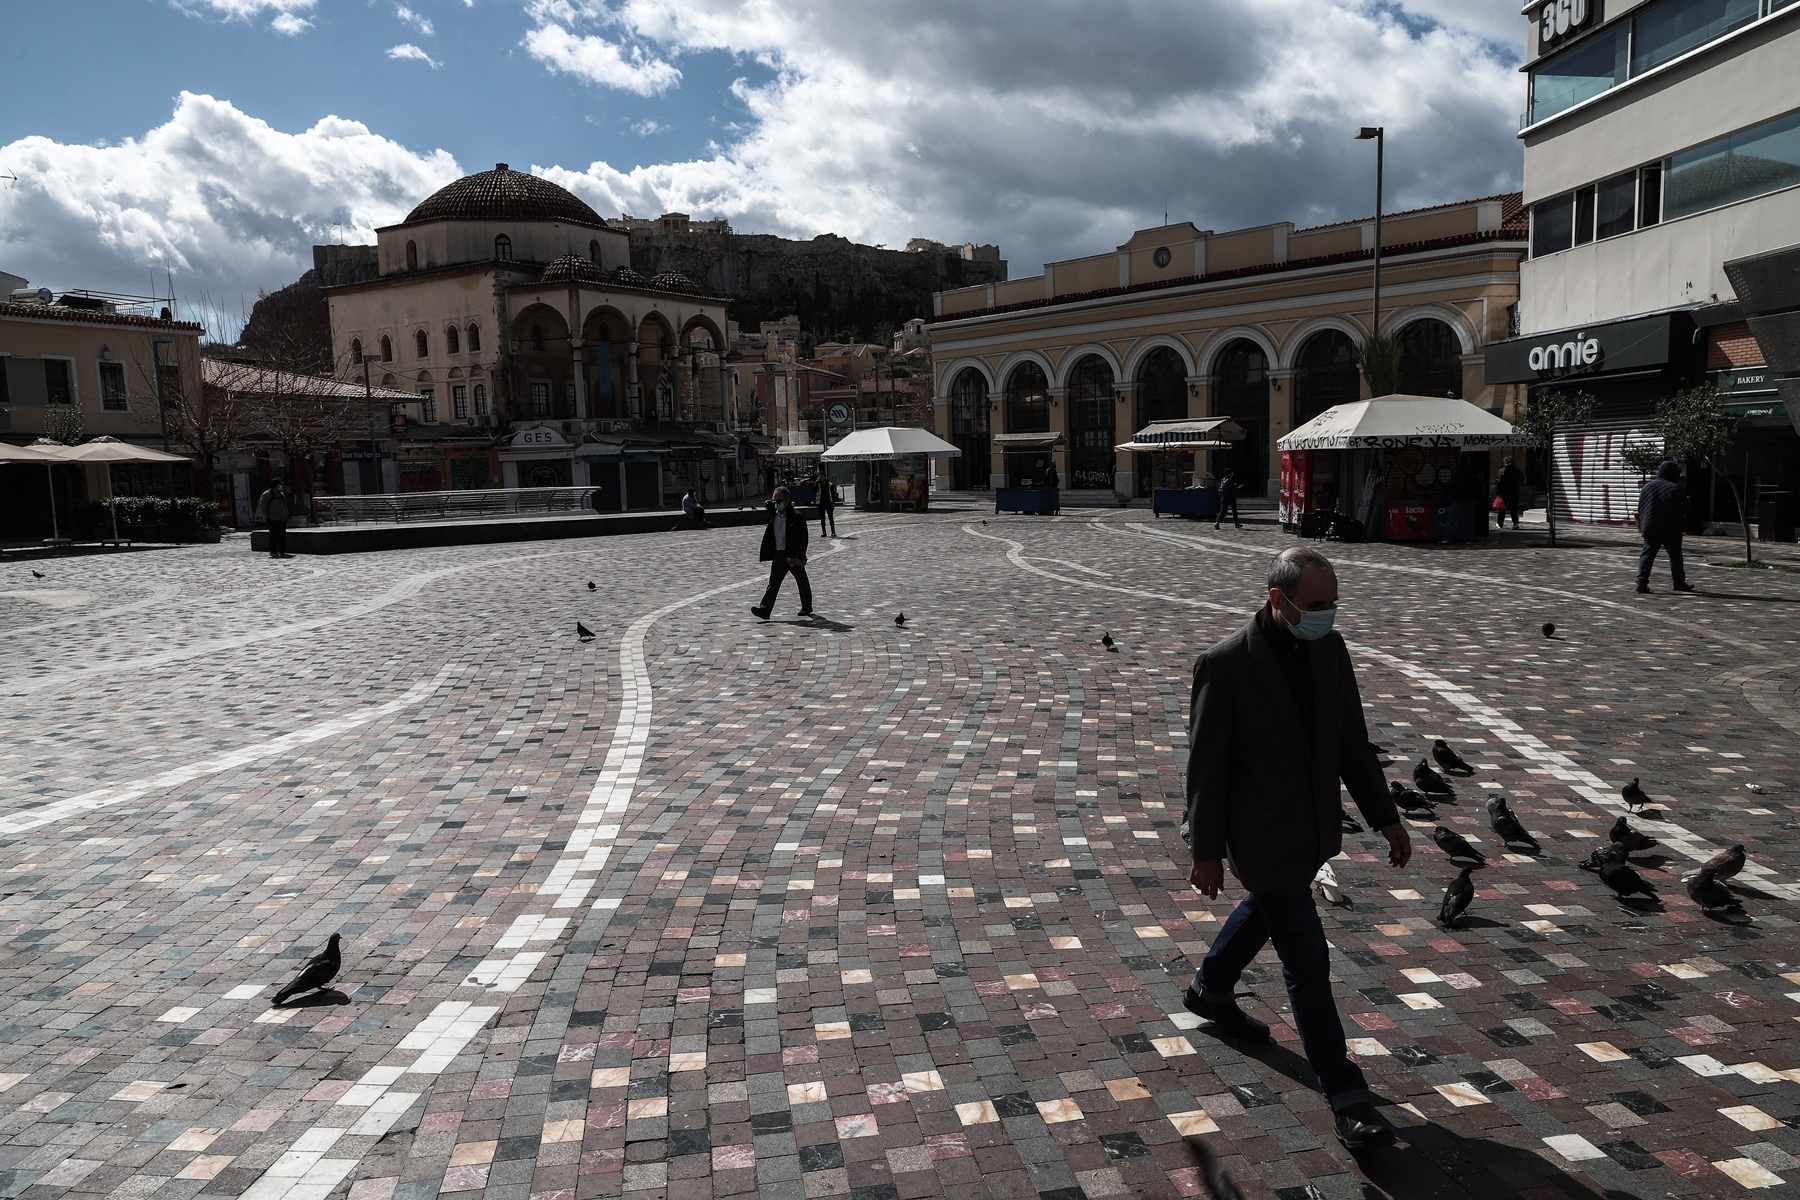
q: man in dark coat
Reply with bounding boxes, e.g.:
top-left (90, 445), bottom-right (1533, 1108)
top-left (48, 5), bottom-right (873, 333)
top-left (751, 486), bottom-right (812, 619)
top-left (815, 470), bottom-right (836, 537)
top-left (1636, 459), bottom-right (1693, 594)
top-left (1183, 546), bottom-right (1410, 1151)
top-left (259, 479), bottom-right (292, 559)
top-left (1493, 456), bottom-right (1523, 530)
top-left (1213, 467), bottom-right (1241, 530)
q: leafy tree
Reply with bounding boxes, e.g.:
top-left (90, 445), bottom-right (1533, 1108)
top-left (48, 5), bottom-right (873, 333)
top-left (1352, 333), bottom-right (1402, 399)
top-left (1512, 389), bottom-right (1598, 547)
top-left (1651, 383), bottom-right (1752, 564)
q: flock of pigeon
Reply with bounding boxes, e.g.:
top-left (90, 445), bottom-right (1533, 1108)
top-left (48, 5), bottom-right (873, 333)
top-left (1328, 738), bottom-right (1754, 929)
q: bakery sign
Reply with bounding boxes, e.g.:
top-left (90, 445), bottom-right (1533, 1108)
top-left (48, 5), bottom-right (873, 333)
top-left (1539, 0), bottom-right (1600, 50)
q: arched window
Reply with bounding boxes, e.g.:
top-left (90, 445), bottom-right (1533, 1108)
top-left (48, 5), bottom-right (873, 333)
top-left (1292, 330), bottom-right (1358, 424)
top-left (589, 239), bottom-right (602, 264)
top-left (1066, 355), bottom-right (1115, 490)
top-left (379, 335), bottom-right (392, 362)
top-left (948, 368), bottom-right (990, 491)
top-left (405, 240), bottom-right (418, 271)
top-left (1396, 318), bottom-right (1464, 398)
top-left (1213, 340), bottom-right (1270, 497)
top-left (495, 235), bottom-right (513, 262)
top-left (416, 329), bottom-right (429, 359)
top-left (446, 325), bottom-right (460, 355)
top-left (473, 383), bottom-right (488, 415)
top-left (1134, 346), bottom-right (1189, 495)
top-left (531, 323), bottom-right (545, 352)
top-left (1004, 361), bottom-right (1050, 433)
top-left (467, 323), bottom-right (481, 353)
top-left (351, 337), bottom-right (363, 364)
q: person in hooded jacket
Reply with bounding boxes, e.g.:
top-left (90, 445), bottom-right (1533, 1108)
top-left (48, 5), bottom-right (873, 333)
top-left (1636, 459), bottom-right (1694, 594)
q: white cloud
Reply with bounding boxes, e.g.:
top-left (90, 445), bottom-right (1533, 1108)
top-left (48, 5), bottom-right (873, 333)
top-left (527, 1), bottom-right (1526, 275)
top-left (521, 13), bottom-right (681, 95)
top-left (632, 120), bottom-right (664, 136)
top-left (386, 43), bottom-right (442, 68)
top-left (396, 5), bottom-right (434, 36)
top-left (0, 93), bottom-right (460, 337)
top-left (177, 0), bottom-right (316, 35)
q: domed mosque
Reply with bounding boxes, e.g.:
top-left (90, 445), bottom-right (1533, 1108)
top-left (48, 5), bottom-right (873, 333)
top-left (320, 164), bottom-right (736, 505)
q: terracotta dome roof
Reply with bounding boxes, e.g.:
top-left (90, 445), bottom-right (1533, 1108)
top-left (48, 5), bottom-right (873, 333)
top-left (540, 254), bottom-right (607, 285)
top-left (404, 163), bottom-right (604, 226)
top-left (611, 265), bottom-right (648, 287)
top-left (649, 271), bottom-right (702, 295)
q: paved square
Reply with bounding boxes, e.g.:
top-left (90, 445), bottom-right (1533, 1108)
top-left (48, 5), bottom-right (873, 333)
top-left (4, 508), bottom-right (1800, 1199)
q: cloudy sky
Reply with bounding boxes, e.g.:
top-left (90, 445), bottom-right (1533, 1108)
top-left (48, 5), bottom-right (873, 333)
top-left (0, 1), bottom-right (1526, 337)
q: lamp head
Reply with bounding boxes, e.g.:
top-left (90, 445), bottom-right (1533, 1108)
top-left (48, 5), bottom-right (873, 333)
top-left (1356, 127), bottom-right (1382, 140)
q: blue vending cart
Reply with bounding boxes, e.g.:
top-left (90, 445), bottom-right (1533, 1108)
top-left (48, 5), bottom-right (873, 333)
top-left (1153, 487), bottom-right (1220, 518)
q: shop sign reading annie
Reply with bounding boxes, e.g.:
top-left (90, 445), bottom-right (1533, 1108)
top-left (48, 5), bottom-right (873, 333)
top-left (1539, 0), bottom-right (1599, 49)
top-left (1527, 333), bottom-right (1601, 374)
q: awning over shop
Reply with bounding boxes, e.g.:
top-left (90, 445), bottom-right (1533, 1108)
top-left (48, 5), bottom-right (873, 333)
top-left (1116, 417), bottom-right (1244, 452)
top-left (1721, 400), bottom-right (1789, 421)
top-left (1277, 395), bottom-right (1525, 451)
top-left (991, 432), bottom-right (1065, 449)
top-left (819, 427), bottom-right (962, 462)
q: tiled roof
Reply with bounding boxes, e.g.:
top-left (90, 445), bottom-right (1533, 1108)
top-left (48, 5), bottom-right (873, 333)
top-left (540, 254), bottom-right (608, 286)
top-left (0, 303), bottom-right (203, 333)
top-left (404, 164), bottom-right (605, 227)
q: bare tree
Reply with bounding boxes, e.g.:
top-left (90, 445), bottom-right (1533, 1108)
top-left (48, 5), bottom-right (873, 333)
top-left (208, 357), bottom-right (360, 495)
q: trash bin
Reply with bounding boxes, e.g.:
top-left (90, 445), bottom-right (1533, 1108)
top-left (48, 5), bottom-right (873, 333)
top-left (1758, 492), bottom-right (1796, 543)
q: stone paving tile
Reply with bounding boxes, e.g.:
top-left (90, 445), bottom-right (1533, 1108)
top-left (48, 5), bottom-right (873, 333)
top-left (3, 509), bottom-right (1800, 1199)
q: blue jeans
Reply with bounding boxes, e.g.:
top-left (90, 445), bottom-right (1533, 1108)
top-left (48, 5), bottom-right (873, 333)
top-left (1193, 891), bottom-right (1369, 1108)
top-left (1637, 537), bottom-right (1685, 586)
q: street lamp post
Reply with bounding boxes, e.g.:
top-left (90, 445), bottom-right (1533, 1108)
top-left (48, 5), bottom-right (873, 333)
top-left (1355, 126), bottom-right (1385, 338)
top-left (151, 336), bottom-right (175, 452)
top-left (361, 352), bottom-right (384, 494)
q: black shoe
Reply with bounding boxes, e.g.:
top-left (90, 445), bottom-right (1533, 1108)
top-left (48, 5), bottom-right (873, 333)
top-left (1673, 581), bottom-right (1695, 592)
top-left (1635, 581), bottom-right (1650, 594)
top-left (797, 609), bottom-right (814, 617)
top-left (1183, 987), bottom-right (1270, 1042)
top-left (751, 606), bottom-right (770, 621)
top-left (1333, 1101), bottom-right (1397, 1152)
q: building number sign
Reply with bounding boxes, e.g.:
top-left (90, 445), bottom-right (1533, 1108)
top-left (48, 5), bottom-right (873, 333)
top-left (1539, 0), bottom-right (1598, 49)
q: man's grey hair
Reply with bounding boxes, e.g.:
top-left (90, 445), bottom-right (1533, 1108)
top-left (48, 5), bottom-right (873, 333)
top-left (1267, 546), bottom-right (1335, 594)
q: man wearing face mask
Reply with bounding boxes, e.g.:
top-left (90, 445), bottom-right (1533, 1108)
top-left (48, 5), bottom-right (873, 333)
top-left (751, 486), bottom-right (812, 620)
top-left (1181, 546), bottom-right (1409, 1152)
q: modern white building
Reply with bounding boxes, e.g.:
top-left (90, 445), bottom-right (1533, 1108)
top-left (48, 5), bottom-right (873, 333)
top-left (1487, 0), bottom-right (1800, 530)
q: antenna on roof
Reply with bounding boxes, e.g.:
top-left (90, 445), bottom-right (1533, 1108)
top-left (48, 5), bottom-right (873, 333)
top-left (0, 168), bottom-right (17, 188)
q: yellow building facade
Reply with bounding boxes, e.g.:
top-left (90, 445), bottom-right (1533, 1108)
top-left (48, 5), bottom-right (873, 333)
top-left (927, 195), bottom-right (1529, 496)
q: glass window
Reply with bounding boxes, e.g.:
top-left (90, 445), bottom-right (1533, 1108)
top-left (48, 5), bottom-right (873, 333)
top-left (405, 240), bottom-right (418, 270)
top-left (1573, 185), bottom-right (1597, 245)
top-left (446, 325), bottom-right (460, 355)
top-left (1595, 170), bottom-right (1637, 238)
top-left (1665, 108), bottom-right (1800, 221)
top-left (380, 335), bottom-right (392, 361)
top-left (453, 384), bottom-right (468, 419)
top-left (1004, 362), bottom-right (1050, 433)
top-left (416, 329), bottom-right (429, 359)
top-left (44, 358), bottom-right (74, 405)
top-left (351, 337), bottom-right (363, 364)
top-left (467, 323), bottom-right (480, 353)
top-left (99, 361), bottom-right (128, 410)
top-left (1395, 320), bottom-right (1463, 399)
top-left (1631, 0), bottom-right (1758, 76)
top-left (474, 384), bottom-right (488, 415)
top-left (1531, 192), bottom-right (1575, 256)
top-left (531, 380), bottom-right (550, 417)
top-left (1640, 164), bottom-right (1664, 226)
top-left (495, 235), bottom-right (513, 261)
top-left (421, 391), bottom-right (437, 423)
top-left (1529, 24), bottom-right (1627, 122)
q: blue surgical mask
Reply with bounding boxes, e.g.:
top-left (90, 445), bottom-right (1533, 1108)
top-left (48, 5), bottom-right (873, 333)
top-left (1280, 594), bottom-right (1337, 641)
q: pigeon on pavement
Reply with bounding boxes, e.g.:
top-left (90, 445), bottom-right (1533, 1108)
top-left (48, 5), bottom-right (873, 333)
top-left (30, 570), bottom-right (45, 579)
top-left (1439, 865), bottom-right (1476, 928)
top-left (1578, 842), bottom-right (1627, 872)
top-left (1621, 777), bottom-right (1650, 811)
top-left (1101, 632), bottom-right (1116, 651)
top-left (1313, 862), bottom-right (1350, 908)
top-left (1599, 857), bottom-right (1658, 901)
top-left (587, 581), bottom-right (596, 591)
top-left (1609, 815), bottom-right (1656, 853)
top-left (272, 933), bottom-right (342, 1006)
top-left (1745, 783), bottom-right (1764, 794)
top-left (1432, 826), bottom-right (1486, 866)
top-left (1389, 781), bottom-right (1437, 816)
top-left (576, 622), bottom-right (595, 642)
top-left (1540, 622), bottom-right (1556, 638)
top-left (895, 613), bottom-right (906, 628)
top-left (1341, 806), bottom-right (1363, 834)
top-left (1486, 796), bottom-right (1539, 851)
top-left (1432, 739), bottom-right (1474, 775)
top-left (1413, 760), bottom-right (1456, 798)
top-left (1701, 843), bottom-right (1746, 879)
top-left (1686, 867), bottom-right (1742, 913)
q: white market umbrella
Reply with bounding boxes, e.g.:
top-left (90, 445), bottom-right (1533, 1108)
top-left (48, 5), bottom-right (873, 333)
top-left (1277, 395), bottom-right (1523, 451)
top-left (2, 442), bottom-right (65, 541)
top-left (818, 427), bottom-right (962, 462)
top-left (44, 437), bottom-right (193, 543)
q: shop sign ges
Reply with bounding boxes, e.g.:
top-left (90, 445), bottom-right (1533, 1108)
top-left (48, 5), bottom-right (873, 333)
top-left (1539, 0), bottom-right (1599, 49)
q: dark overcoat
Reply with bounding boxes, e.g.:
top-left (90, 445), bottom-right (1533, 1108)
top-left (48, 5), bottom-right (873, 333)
top-left (1184, 616), bottom-right (1398, 895)
top-left (758, 507), bottom-right (810, 562)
